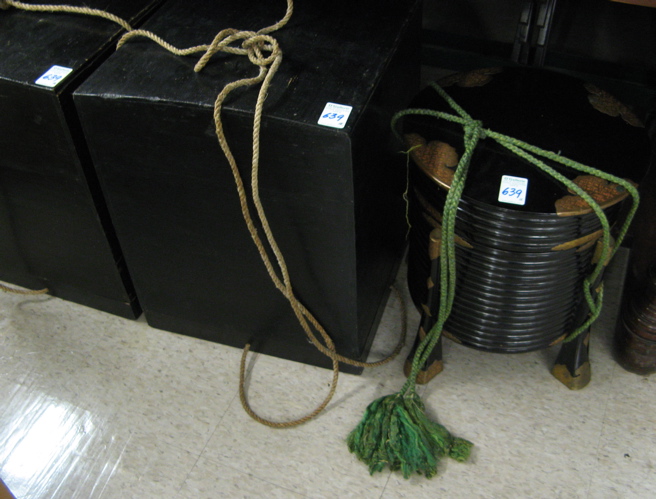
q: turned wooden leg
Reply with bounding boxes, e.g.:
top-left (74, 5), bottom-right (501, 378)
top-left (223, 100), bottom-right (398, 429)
top-left (404, 228), bottom-right (444, 384)
top-left (552, 330), bottom-right (591, 390)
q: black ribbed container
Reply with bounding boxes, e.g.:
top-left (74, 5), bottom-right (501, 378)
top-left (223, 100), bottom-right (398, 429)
top-left (404, 67), bottom-right (650, 353)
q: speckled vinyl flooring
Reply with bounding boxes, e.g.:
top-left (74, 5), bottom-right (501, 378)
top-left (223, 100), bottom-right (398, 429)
top-left (1, 248), bottom-right (655, 498)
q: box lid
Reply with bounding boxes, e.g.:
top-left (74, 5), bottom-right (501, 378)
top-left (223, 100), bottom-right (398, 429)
top-left (74, 0), bottom-right (421, 132)
top-left (403, 66), bottom-right (652, 214)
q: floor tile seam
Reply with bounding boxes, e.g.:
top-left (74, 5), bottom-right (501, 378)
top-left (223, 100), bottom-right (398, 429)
top-left (376, 469), bottom-right (394, 499)
top-left (177, 387), bottom-right (249, 492)
top-left (215, 381), bottom-right (246, 428)
top-left (172, 391), bottom-right (233, 489)
top-left (176, 451), bottom-right (204, 494)
top-left (181, 388), bottom-right (241, 472)
top-left (137, 390), bottom-right (239, 493)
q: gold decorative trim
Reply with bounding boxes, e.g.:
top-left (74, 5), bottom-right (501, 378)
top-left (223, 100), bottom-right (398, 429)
top-left (576, 238), bottom-right (599, 253)
top-left (551, 361), bottom-right (591, 390)
top-left (414, 190), bottom-right (474, 249)
top-left (584, 83), bottom-right (644, 128)
top-left (404, 133), bottom-right (458, 190)
top-left (406, 359), bottom-right (444, 385)
top-left (549, 333), bottom-right (567, 346)
top-left (429, 228), bottom-right (442, 260)
top-left (592, 239), bottom-right (615, 266)
top-left (420, 211), bottom-right (474, 249)
top-left (438, 67), bottom-right (503, 88)
top-left (551, 229), bottom-right (602, 251)
top-left (555, 175), bottom-right (636, 216)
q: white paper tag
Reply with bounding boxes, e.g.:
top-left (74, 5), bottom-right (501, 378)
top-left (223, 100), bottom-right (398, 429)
top-left (498, 175), bottom-right (528, 205)
top-left (35, 65), bottom-right (74, 88)
top-left (317, 102), bottom-right (352, 129)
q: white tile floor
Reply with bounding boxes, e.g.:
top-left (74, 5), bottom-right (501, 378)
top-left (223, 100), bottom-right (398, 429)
top-left (1, 249), bottom-right (655, 498)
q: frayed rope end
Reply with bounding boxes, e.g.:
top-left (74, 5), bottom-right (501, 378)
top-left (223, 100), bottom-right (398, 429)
top-left (347, 392), bottom-right (472, 479)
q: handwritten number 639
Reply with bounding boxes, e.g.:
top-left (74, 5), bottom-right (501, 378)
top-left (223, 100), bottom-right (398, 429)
top-left (502, 187), bottom-right (523, 199)
top-left (322, 112), bottom-right (345, 121)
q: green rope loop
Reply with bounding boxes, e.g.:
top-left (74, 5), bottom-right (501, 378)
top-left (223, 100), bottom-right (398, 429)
top-left (394, 82), bottom-right (640, 393)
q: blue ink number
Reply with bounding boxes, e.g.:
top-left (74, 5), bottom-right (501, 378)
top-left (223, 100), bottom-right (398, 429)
top-left (502, 187), bottom-right (523, 199)
top-left (322, 112), bottom-right (345, 122)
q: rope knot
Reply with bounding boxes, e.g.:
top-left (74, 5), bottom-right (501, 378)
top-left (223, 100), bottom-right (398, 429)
top-left (243, 33), bottom-right (280, 67)
top-left (194, 30), bottom-right (280, 73)
top-left (464, 118), bottom-right (486, 140)
top-left (475, 121), bottom-right (487, 139)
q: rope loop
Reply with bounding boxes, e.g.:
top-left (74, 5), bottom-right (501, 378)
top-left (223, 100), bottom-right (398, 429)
top-left (194, 29), bottom-right (251, 72)
top-left (193, 30), bottom-right (280, 73)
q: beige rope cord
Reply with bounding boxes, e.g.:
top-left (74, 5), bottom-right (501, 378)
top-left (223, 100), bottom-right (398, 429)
top-left (2, 0), bottom-right (407, 427)
top-left (0, 0), bottom-right (132, 30)
top-left (186, 0), bottom-right (407, 427)
top-left (240, 286), bottom-right (408, 428)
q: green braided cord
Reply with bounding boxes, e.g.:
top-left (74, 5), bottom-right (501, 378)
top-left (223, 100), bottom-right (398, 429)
top-left (398, 112), bottom-right (485, 395)
top-left (392, 82), bottom-right (641, 392)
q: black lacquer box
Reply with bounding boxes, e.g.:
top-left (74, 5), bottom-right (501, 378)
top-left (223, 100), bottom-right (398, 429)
top-left (0, 0), bottom-right (163, 318)
top-left (73, 0), bottom-right (421, 371)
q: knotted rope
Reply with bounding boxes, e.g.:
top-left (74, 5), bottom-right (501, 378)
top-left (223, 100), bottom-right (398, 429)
top-left (2, 0), bottom-right (407, 428)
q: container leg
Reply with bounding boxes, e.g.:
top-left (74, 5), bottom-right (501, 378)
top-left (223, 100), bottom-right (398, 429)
top-left (552, 330), bottom-right (591, 390)
top-left (404, 227), bottom-right (444, 384)
top-left (404, 323), bottom-right (443, 384)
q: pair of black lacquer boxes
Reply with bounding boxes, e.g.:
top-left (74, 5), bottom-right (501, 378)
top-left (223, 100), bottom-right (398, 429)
top-left (1, 0), bottom-right (651, 381)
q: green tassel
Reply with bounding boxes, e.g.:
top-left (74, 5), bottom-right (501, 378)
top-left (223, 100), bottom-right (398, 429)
top-left (449, 437), bottom-right (474, 463)
top-left (347, 392), bottom-right (472, 478)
